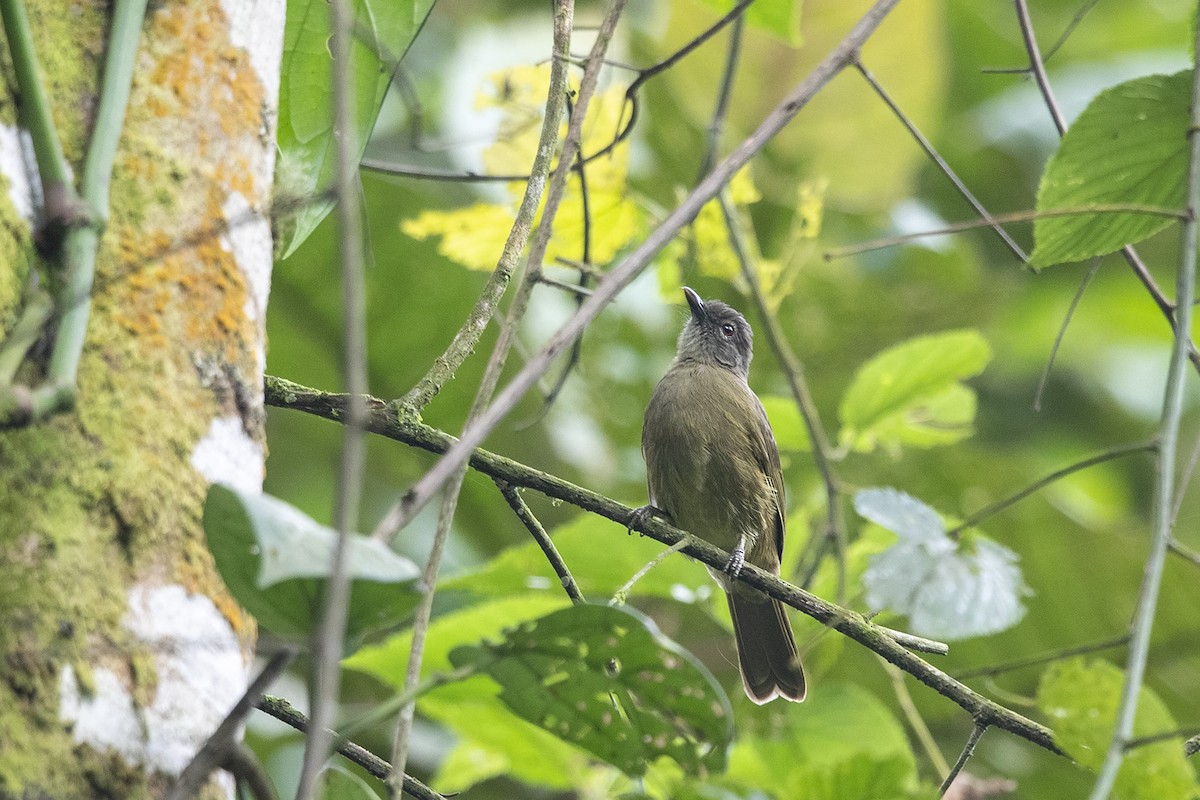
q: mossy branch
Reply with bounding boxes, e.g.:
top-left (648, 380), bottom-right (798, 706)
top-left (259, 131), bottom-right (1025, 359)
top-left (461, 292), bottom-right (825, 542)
top-left (264, 375), bottom-right (1063, 756)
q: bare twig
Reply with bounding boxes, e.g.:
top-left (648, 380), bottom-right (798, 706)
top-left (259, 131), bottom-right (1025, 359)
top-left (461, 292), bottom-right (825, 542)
top-left (853, 57), bottom-right (1027, 263)
top-left (1124, 726), bottom-right (1200, 751)
top-left (256, 696), bottom-right (445, 800)
top-left (882, 659), bottom-right (951, 778)
top-left (264, 376), bottom-right (1063, 755)
top-left (954, 634), bottom-right (1129, 681)
top-left (294, 0), bottom-right (368, 794)
top-left (823, 205), bottom-right (1186, 261)
top-left (221, 744), bottom-right (278, 800)
top-left (497, 481), bottom-right (585, 603)
top-left (1087, 16), bottom-right (1200, 800)
top-left (939, 724), bottom-right (989, 797)
top-left (945, 441), bottom-right (1156, 538)
top-left (1033, 258), bottom-right (1100, 412)
top-left (610, 539), bottom-right (689, 605)
top-left (167, 648), bottom-right (295, 800)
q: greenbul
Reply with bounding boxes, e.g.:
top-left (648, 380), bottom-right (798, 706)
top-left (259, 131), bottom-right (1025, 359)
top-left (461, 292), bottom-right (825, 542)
top-left (637, 287), bottom-right (805, 703)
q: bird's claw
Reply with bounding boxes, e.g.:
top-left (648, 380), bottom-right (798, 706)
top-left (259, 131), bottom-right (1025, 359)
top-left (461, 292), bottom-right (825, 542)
top-left (628, 504), bottom-right (669, 536)
top-left (724, 542), bottom-right (745, 580)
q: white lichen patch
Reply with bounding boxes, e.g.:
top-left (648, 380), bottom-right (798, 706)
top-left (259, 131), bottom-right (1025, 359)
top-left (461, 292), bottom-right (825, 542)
top-left (0, 124), bottom-right (39, 221)
top-left (220, 0), bottom-right (285, 114)
top-left (221, 192), bottom-right (272, 327)
top-left (60, 584), bottom-right (249, 777)
top-left (191, 415), bottom-right (265, 493)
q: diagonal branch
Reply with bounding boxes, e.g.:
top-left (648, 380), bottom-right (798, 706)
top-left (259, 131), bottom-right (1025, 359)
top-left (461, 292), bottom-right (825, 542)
top-left (264, 375), bottom-right (1063, 756)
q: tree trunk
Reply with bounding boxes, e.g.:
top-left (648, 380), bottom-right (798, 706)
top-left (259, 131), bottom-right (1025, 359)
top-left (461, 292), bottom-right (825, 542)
top-left (0, 1), bottom-right (281, 796)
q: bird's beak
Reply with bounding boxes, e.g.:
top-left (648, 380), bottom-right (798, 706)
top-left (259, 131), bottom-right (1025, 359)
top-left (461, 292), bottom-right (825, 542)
top-left (683, 286), bottom-right (705, 319)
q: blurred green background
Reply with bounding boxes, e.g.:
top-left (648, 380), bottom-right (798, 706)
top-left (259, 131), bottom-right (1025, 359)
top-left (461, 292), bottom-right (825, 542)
top-left (253, 0), bottom-right (1200, 796)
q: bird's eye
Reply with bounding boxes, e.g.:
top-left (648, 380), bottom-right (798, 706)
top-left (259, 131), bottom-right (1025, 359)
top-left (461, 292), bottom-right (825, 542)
top-left (721, 323), bottom-right (736, 338)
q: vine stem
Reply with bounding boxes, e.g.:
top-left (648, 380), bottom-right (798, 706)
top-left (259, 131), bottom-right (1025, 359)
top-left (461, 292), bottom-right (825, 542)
top-left (1087, 15), bottom-right (1200, 800)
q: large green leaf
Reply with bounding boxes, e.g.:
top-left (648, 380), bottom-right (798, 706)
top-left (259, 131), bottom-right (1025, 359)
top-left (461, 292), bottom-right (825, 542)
top-left (1038, 658), bottom-right (1197, 799)
top-left (202, 484), bottom-right (420, 650)
top-left (448, 604), bottom-right (734, 778)
top-left (275, 0), bottom-right (436, 258)
top-left (838, 329), bottom-right (991, 453)
top-left (724, 683), bottom-right (919, 799)
top-left (1030, 71), bottom-right (1190, 268)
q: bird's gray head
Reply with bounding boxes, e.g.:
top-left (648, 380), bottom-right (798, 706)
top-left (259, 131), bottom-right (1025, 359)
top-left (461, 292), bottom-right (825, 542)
top-left (675, 286), bottom-right (753, 378)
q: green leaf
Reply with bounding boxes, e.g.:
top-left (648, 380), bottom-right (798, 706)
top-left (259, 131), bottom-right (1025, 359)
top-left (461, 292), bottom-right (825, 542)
top-left (724, 683), bottom-right (918, 799)
top-left (318, 764), bottom-right (379, 800)
top-left (448, 604), bottom-right (734, 778)
top-left (1031, 71), bottom-right (1190, 268)
top-left (1038, 658), bottom-right (1197, 798)
top-left (838, 329), bottom-right (991, 453)
top-left (275, 0), bottom-right (436, 258)
top-left (438, 512), bottom-right (711, 602)
top-left (202, 484), bottom-right (420, 650)
top-left (345, 595), bottom-right (584, 793)
top-left (698, 0), bottom-right (802, 44)
top-left (761, 395), bottom-right (812, 451)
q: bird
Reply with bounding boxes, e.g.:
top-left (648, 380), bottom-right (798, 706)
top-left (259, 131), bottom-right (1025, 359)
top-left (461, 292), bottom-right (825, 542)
top-left (635, 286), bottom-right (805, 704)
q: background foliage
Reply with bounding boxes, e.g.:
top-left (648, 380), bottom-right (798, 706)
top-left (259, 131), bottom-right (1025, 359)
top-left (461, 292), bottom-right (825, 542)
top-left (247, 0), bottom-right (1200, 797)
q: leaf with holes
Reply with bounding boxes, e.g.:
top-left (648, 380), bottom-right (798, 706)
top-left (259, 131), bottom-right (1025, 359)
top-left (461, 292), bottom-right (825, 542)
top-left (448, 604), bottom-right (733, 777)
top-left (1031, 71), bottom-right (1190, 268)
top-left (1038, 658), bottom-right (1197, 797)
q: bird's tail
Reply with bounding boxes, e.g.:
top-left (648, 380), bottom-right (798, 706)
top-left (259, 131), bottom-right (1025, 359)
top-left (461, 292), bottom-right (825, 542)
top-left (727, 593), bottom-right (806, 703)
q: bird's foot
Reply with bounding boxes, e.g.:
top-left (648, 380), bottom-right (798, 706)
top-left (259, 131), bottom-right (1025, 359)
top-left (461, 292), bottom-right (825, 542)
top-left (724, 540), bottom-right (746, 580)
top-left (628, 504), bottom-right (670, 536)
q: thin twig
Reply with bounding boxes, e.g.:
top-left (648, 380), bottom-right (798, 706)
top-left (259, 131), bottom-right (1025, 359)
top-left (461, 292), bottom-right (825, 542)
top-left (853, 57), bottom-right (1028, 263)
top-left (221, 743), bottom-right (278, 800)
top-left (295, 0), bottom-right (368, 794)
top-left (939, 724), bottom-right (988, 797)
top-left (610, 539), bottom-right (689, 605)
top-left (1087, 17), bottom-right (1200, 800)
top-left (823, 204), bottom-right (1187, 261)
top-left (264, 375), bottom-right (1063, 755)
top-left (1124, 726), bottom-right (1200, 751)
top-left (384, 5), bottom-right (578, 792)
top-left (497, 481), bottom-right (585, 603)
top-left (255, 696), bottom-right (446, 800)
top-left (882, 659), bottom-right (951, 778)
top-left (1168, 537), bottom-right (1200, 567)
top-left (1033, 258), bottom-right (1100, 411)
top-left (945, 441), bottom-right (1156, 538)
top-left (876, 626), bottom-right (949, 656)
top-left (954, 634), bottom-right (1129, 681)
top-left (167, 648), bottom-right (295, 800)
